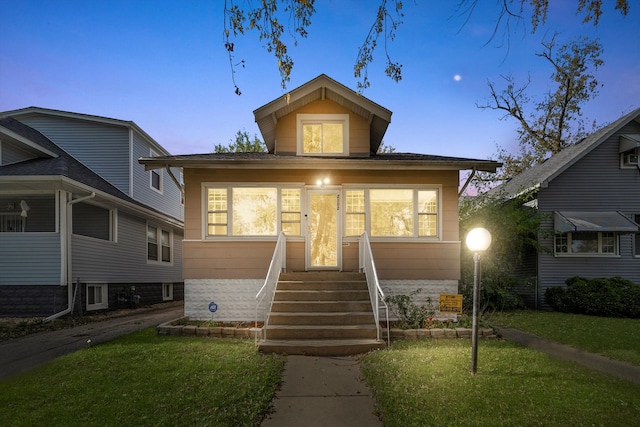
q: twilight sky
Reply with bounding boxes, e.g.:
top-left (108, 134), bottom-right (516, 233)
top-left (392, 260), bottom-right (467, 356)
top-left (1, 1), bottom-right (638, 161)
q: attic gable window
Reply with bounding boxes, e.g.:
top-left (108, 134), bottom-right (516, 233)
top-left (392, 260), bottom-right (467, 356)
top-left (619, 134), bottom-right (639, 169)
top-left (297, 114), bottom-right (349, 156)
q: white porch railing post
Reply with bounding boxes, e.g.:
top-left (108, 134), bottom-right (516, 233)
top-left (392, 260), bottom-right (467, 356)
top-left (359, 232), bottom-right (390, 346)
top-left (255, 232), bottom-right (286, 345)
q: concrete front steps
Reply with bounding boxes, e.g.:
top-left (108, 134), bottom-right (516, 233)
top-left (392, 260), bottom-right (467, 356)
top-left (258, 272), bottom-right (386, 356)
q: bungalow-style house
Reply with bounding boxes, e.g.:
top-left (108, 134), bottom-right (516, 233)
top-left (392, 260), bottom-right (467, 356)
top-left (0, 108), bottom-right (184, 318)
top-left (487, 108), bottom-right (640, 308)
top-left (140, 75), bottom-right (499, 354)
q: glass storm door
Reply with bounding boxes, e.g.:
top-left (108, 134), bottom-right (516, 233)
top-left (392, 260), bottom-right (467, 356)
top-left (307, 190), bottom-right (340, 269)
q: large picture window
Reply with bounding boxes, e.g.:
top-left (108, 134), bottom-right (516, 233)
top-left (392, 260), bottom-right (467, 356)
top-left (344, 187), bottom-right (439, 238)
top-left (206, 186), bottom-right (302, 237)
top-left (72, 202), bottom-right (115, 241)
top-left (297, 114), bottom-right (349, 156)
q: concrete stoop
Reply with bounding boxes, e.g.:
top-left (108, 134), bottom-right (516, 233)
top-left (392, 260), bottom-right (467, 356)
top-left (258, 272), bottom-right (386, 356)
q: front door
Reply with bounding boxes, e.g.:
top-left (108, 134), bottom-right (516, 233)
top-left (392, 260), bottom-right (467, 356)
top-left (307, 190), bottom-right (341, 270)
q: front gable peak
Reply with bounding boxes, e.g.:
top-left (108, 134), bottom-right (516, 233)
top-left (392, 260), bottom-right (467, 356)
top-left (253, 74), bottom-right (392, 155)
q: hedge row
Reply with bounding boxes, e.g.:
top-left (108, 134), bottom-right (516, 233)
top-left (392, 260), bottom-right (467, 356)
top-left (544, 276), bottom-right (640, 318)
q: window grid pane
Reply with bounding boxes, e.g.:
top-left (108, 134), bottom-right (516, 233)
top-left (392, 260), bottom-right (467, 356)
top-left (147, 225), bottom-right (158, 261)
top-left (601, 232), bottom-right (615, 253)
top-left (346, 190), bottom-right (365, 236)
top-left (555, 234), bottom-right (568, 253)
top-left (161, 230), bottom-right (171, 262)
top-left (281, 189), bottom-right (301, 236)
top-left (207, 189), bottom-right (228, 236)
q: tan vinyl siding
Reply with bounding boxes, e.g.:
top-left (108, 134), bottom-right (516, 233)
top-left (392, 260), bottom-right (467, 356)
top-left (184, 167), bottom-right (461, 280)
top-left (274, 99), bottom-right (370, 155)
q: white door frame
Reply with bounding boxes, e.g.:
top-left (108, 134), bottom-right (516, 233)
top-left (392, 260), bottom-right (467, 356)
top-left (305, 188), bottom-right (341, 270)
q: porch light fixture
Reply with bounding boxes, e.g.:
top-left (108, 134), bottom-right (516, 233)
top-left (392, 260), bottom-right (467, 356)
top-left (465, 227), bottom-right (492, 375)
top-left (316, 177), bottom-right (330, 187)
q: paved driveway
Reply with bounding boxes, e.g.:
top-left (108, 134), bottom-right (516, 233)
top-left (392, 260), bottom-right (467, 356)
top-left (0, 303), bottom-right (183, 382)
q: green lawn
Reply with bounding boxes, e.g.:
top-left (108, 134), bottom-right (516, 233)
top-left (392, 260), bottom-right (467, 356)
top-left (0, 329), bottom-right (284, 427)
top-left (2, 313), bottom-right (639, 427)
top-left (361, 339), bottom-right (640, 427)
top-left (488, 310), bottom-right (640, 365)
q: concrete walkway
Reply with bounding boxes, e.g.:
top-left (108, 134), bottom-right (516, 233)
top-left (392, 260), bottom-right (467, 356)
top-left (497, 326), bottom-right (640, 385)
top-left (261, 355), bottom-right (383, 427)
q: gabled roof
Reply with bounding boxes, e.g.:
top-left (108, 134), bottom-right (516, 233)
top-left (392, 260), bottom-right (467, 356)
top-left (0, 106), bottom-right (172, 156)
top-left (0, 117), bottom-right (182, 226)
top-left (488, 107), bottom-right (640, 199)
top-left (253, 74), bottom-right (392, 153)
top-left (139, 151), bottom-right (500, 172)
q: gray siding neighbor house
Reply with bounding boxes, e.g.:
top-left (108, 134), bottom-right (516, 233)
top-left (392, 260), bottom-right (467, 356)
top-left (487, 108), bottom-right (640, 308)
top-left (0, 107), bottom-right (184, 318)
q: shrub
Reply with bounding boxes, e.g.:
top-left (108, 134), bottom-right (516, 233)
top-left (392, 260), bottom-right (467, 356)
top-left (544, 276), bottom-right (640, 318)
top-left (385, 290), bottom-right (436, 329)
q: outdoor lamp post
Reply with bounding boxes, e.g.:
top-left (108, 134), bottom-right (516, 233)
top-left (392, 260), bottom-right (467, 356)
top-left (466, 227), bottom-right (492, 375)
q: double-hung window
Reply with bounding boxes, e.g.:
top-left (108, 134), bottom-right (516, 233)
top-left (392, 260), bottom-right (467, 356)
top-left (148, 224), bottom-right (172, 263)
top-left (297, 114), bottom-right (349, 156)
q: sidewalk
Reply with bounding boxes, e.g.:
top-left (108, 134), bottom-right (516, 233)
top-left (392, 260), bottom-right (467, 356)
top-left (0, 302), bottom-right (183, 382)
top-left (261, 355), bottom-right (383, 427)
top-left (497, 326), bottom-right (640, 385)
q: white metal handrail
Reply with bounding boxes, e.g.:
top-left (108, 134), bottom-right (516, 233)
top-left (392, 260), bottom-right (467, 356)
top-left (359, 232), bottom-right (390, 345)
top-left (255, 232), bottom-right (286, 345)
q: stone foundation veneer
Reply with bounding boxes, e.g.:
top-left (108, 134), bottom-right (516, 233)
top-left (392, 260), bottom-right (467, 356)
top-left (185, 279), bottom-right (263, 321)
top-left (185, 278), bottom-right (458, 322)
top-left (380, 280), bottom-right (458, 312)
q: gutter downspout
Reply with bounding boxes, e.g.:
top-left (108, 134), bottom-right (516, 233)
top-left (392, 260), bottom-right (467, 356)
top-left (46, 192), bottom-right (96, 322)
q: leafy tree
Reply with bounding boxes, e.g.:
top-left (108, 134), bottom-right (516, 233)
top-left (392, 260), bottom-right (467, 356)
top-left (214, 130), bottom-right (267, 153)
top-left (376, 141), bottom-right (397, 154)
top-left (223, 0), bottom-right (630, 93)
top-left (459, 191), bottom-right (542, 312)
top-left (473, 35), bottom-right (603, 188)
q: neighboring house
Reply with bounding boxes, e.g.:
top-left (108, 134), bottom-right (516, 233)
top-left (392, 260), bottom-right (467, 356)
top-left (140, 74), bottom-right (500, 322)
top-left (487, 108), bottom-right (640, 308)
top-left (0, 108), bottom-right (184, 318)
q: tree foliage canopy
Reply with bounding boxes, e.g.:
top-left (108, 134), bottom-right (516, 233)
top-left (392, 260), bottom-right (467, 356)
top-left (474, 35), bottom-right (603, 188)
top-left (223, 0), bottom-right (630, 93)
top-left (214, 130), bottom-right (267, 153)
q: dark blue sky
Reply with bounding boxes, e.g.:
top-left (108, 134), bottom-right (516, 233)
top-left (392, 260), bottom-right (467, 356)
top-left (1, 1), bottom-right (638, 160)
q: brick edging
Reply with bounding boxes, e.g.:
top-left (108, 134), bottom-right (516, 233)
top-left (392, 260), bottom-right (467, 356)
top-left (157, 318), bottom-right (497, 340)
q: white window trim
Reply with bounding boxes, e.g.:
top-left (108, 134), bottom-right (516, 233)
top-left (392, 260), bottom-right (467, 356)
top-left (202, 183), bottom-right (305, 240)
top-left (620, 148), bottom-right (639, 169)
top-left (554, 231), bottom-right (620, 257)
top-left (147, 223), bottom-right (173, 265)
top-left (72, 204), bottom-right (118, 243)
top-left (342, 185), bottom-right (442, 242)
top-left (162, 283), bottom-right (174, 301)
top-left (297, 114), bottom-right (349, 156)
top-left (149, 149), bottom-right (163, 194)
top-left (634, 214), bottom-right (640, 258)
top-left (86, 283), bottom-right (108, 311)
